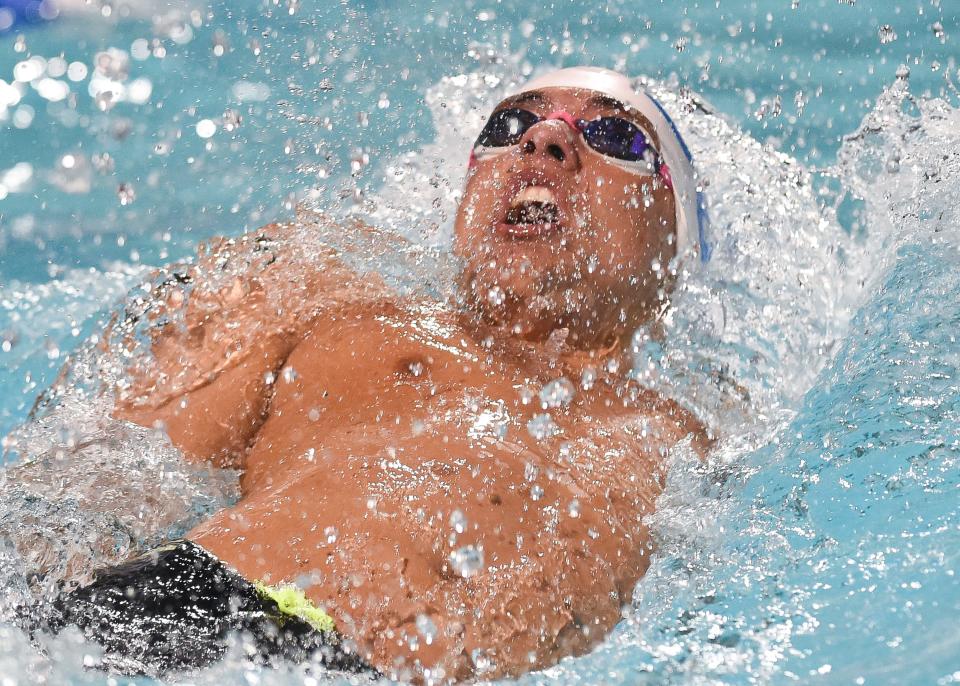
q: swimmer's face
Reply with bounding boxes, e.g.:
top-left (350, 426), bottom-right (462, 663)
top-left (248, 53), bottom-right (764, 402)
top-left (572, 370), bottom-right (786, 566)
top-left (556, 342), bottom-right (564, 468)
top-left (454, 87), bottom-right (677, 349)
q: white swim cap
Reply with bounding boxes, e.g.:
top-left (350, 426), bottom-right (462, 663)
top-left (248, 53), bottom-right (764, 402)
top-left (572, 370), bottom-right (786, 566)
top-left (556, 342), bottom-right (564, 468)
top-left (517, 67), bottom-right (710, 262)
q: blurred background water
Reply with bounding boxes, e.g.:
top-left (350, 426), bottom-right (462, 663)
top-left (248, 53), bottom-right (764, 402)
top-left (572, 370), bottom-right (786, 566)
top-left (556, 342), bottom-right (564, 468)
top-left (1, 1), bottom-right (959, 684)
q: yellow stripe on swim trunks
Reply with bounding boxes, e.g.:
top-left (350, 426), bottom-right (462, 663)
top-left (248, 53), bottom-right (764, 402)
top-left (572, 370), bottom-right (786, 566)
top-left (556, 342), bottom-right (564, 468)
top-left (254, 581), bottom-right (336, 633)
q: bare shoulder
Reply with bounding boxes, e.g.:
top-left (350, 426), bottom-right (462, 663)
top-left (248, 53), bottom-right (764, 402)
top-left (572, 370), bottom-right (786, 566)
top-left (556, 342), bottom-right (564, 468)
top-left (113, 219), bottom-right (391, 412)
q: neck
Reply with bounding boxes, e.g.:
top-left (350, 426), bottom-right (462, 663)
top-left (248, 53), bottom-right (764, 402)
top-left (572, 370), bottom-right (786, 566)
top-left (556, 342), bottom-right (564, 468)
top-left (459, 310), bottom-right (630, 380)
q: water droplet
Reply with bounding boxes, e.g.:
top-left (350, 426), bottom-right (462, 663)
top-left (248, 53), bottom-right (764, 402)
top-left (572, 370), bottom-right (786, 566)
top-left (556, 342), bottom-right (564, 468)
top-left (524, 462), bottom-right (539, 482)
top-left (282, 366), bottom-right (298, 383)
top-left (350, 150), bottom-right (368, 173)
top-left (568, 499), bottom-right (580, 518)
top-left (222, 109), bottom-right (242, 132)
top-left (308, 408), bottom-right (321, 421)
top-left (324, 526), bottom-right (338, 544)
top-left (519, 386), bottom-right (535, 405)
top-left (94, 48), bottom-right (130, 80)
top-left (263, 371), bottom-right (276, 385)
top-left (66, 61), bottom-right (87, 81)
top-left (212, 30), bottom-right (229, 56)
top-left (581, 366), bottom-right (597, 391)
top-left (530, 485), bottom-right (544, 501)
top-left (895, 64), bottom-right (911, 80)
top-left (92, 153), bottom-right (114, 174)
top-left (95, 91), bottom-right (115, 112)
top-left (415, 614), bottom-right (438, 645)
top-left (642, 188), bottom-right (655, 208)
top-left (487, 285), bottom-right (505, 306)
top-left (471, 648), bottom-right (492, 672)
top-left (449, 509), bottom-right (467, 534)
top-left (449, 545), bottom-right (484, 578)
top-left (931, 22), bottom-right (946, 42)
top-left (527, 413), bottom-right (559, 440)
top-left (117, 183), bottom-right (135, 205)
top-left (794, 90), bottom-right (807, 117)
top-left (539, 377), bottom-right (575, 408)
top-left (196, 119), bottom-right (217, 138)
top-left (878, 25), bottom-right (897, 45)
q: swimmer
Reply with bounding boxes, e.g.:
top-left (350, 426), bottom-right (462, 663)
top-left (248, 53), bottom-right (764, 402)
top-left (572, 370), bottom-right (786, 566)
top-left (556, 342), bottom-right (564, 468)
top-left (52, 67), bottom-right (712, 682)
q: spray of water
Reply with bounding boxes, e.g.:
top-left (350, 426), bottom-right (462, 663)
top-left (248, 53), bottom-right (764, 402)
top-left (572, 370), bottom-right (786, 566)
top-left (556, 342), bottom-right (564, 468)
top-left (1, 58), bottom-right (957, 683)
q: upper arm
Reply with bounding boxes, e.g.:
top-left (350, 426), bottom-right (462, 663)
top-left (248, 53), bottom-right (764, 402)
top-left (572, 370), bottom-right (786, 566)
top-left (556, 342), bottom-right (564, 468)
top-left (110, 222), bottom-right (386, 466)
top-left (114, 329), bottom-right (293, 468)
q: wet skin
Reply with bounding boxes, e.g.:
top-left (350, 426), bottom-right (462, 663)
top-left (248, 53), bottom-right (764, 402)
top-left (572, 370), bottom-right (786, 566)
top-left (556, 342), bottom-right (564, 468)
top-left (115, 87), bottom-right (706, 683)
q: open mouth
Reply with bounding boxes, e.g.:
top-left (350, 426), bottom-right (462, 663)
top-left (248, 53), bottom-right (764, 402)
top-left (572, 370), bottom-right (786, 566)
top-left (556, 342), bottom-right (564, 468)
top-left (497, 185), bottom-right (562, 239)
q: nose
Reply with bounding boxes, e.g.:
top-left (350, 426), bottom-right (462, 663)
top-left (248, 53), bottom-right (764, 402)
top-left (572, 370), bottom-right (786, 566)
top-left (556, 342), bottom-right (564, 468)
top-left (518, 118), bottom-right (581, 172)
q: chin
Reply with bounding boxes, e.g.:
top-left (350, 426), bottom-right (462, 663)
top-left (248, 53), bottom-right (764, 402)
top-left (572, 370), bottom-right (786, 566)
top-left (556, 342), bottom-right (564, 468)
top-left (459, 258), bottom-right (543, 325)
top-left (459, 264), bottom-right (619, 347)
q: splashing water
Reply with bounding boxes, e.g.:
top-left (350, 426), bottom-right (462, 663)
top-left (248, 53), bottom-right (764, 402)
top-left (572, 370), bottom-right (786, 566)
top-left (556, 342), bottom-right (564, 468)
top-left (2, 13), bottom-right (960, 686)
top-left (1, 398), bottom-right (239, 619)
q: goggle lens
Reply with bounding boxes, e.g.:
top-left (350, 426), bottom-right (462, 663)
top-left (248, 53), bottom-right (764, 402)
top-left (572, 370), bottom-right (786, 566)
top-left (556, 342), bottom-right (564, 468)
top-left (580, 116), bottom-right (651, 161)
top-left (474, 108), bottom-right (541, 148)
top-left (473, 108), bottom-right (658, 170)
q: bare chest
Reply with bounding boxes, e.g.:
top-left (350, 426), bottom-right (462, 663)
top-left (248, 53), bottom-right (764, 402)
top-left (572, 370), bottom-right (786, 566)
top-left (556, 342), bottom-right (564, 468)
top-left (242, 304), bottom-right (673, 497)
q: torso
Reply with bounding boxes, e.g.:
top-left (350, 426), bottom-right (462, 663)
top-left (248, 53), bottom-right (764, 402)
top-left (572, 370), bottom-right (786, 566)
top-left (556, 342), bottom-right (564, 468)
top-left (189, 297), bottom-right (703, 679)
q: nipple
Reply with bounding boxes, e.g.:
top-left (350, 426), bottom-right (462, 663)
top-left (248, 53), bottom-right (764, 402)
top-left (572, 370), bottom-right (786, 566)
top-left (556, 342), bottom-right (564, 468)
top-left (396, 355), bottom-right (430, 378)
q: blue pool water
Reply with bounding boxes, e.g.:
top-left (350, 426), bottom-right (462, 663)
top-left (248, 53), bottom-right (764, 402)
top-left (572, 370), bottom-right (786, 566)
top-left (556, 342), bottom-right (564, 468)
top-left (2, 1), bottom-right (960, 684)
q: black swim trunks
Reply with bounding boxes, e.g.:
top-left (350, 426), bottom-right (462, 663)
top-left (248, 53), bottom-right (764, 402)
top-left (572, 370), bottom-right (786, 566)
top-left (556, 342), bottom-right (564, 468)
top-left (35, 540), bottom-right (369, 677)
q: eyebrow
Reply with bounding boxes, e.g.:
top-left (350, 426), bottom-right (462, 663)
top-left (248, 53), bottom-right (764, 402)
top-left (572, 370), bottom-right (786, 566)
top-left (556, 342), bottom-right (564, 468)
top-left (496, 89), bottom-right (548, 109)
top-left (584, 93), bottom-right (629, 113)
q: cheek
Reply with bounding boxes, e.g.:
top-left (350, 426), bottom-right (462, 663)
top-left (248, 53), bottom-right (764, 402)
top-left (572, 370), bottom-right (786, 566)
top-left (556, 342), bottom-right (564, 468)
top-left (455, 179), bottom-right (487, 239)
top-left (585, 190), bottom-right (641, 251)
top-left (458, 168), bottom-right (505, 222)
top-left (587, 187), bottom-right (673, 270)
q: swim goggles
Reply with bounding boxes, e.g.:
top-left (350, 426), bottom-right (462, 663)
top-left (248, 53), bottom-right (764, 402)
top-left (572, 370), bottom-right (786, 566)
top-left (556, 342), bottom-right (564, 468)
top-left (470, 107), bottom-right (671, 187)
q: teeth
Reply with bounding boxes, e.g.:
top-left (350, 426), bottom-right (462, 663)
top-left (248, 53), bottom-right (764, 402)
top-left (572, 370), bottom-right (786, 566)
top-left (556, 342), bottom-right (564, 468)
top-left (510, 185), bottom-right (555, 207)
